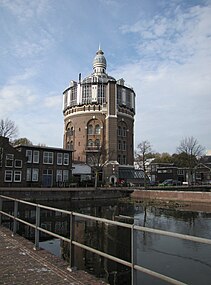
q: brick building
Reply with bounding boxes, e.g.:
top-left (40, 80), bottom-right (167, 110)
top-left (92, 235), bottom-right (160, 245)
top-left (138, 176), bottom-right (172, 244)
top-left (63, 48), bottom-right (136, 185)
top-left (0, 136), bottom-right (73, 188)
top-left (15, 145), bottom-right (73, 187)
top-left (0, 136), bottom-right (27, 187)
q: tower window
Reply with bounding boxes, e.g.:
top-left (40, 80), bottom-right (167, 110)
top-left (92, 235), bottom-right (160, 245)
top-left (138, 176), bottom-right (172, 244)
top-left (95, 125), bottom-right (100, 135)
top-left (95, 139), bottom-right (100, 147)
top-left (88, 139), bottom-right (93, 146)
top-left (88, 125), bottom-right (93, 135)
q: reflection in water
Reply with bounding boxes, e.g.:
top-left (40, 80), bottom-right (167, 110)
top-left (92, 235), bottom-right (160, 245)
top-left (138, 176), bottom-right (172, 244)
top-left (1, 199), bottom-right (211, 285)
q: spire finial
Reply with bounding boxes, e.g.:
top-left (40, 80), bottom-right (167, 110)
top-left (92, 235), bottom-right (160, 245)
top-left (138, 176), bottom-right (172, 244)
top-left (99, 43), bottom-right (101, 50)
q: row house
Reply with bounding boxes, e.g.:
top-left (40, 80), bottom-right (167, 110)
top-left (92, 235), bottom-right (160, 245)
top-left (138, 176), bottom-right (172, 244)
top-left (0, 136), bottom-right (27, 187)
top-left (0, 136), bottom-right (73, 188)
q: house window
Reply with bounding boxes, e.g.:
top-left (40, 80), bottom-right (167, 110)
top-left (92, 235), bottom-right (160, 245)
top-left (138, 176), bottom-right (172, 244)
top-left (26, 168), bottom-right (31, 181)
top-left (32, 168), bottom-right (39, 181)
top-left (118, 155), bottom-right (121, 164)
top-left (14, 171), bottom-right (22, 182)
top-left (118, 126), bottom-right (122, 136)
top-left (63, 170), bottom-right (69, 182)
top-left (5, 154), bottom-right (14, 167)
top-left (43, 152), bottom-right (53, 164)
top-left (123, 127), bottom-right (127, 137)
top-left (26, 150), bottom-right (32, 163)
top-left (56, 170), bottom-right (62, 182)
top-left (63, 153), bottom-right (69, 165)
top-left (15, 159), bottom-right (22, 168)
top-left (33, 150), bottom-right (39, 163)
top-left (57, 153), bottom-right (63, 165)
top-left (4, 170), bottom-right (13, 182)
top-left (123, 155), bottom-right (126, 165)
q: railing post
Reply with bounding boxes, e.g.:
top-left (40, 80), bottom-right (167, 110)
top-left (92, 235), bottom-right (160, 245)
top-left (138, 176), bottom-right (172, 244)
top-left (34, 205), bottom-right (40, 250)
top-left (0, 196), bottom-right (2, 225)
top-left (131, 224), bottom-right (135, 285)
top-left (12, 200), bottom-right (18, 236)
top-left (69, 212), bottom-right (75, 269)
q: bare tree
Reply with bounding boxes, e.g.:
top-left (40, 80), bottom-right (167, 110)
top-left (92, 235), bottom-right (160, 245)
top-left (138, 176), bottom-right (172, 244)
top-left (0, 118), bottom-right (18, 139)
top-left (177, 136), bottom-right (205, 185)
top-left (12, 137), bottom-right (33, 146)
top-left (136, 140), bottom-right (152, 188)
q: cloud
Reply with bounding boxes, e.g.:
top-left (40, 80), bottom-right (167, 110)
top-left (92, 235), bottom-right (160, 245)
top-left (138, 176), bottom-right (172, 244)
top-left (0, 84), bottom-right (36, 116)
top-left (44, 94), bottom-right (62, 109)
top-left (115, 3), bottom-right (211, 152)
top-left (120, 4), bottom-right (211, 66)
top-left (0, 0), bottom-right (50, 21)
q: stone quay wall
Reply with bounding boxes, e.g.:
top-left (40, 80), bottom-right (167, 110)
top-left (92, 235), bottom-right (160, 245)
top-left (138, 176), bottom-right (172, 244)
top-left (0, 187), bottom-right (131, 201)
top-left (131, 189), bottom-right (211, 203)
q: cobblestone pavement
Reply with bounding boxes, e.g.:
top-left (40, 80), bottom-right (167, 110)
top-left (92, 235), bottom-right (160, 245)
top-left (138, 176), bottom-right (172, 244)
top-left (0, 226), bottom-right (108, 285)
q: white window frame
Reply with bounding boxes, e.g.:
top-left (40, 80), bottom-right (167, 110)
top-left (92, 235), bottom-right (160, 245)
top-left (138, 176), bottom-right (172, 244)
top-left (56, 170), bottom-right (62, 182)
top-left (14, 171), bottom-right (22, 182)
top-left (15, 159), bottom-right (22, 168)
top-left (32, 168), bottom-right (39, 181)
top-left (33, 150), bottom-right (39, 163)
top-left (26, 168), bottom-right (31, 181)
top-left (63, 153), bottom-right (69, 165)
top-left (43, 152), bottom-right (53, 164)
top-left (4, 170), bottom-right (13, 182)
top-left (26, 150), bottom-right (32, 163)
top-left (57, 153), bottom-right (63, 165)
top-left (63, 170), bottom-right (69, 182)
top-left (5, 154), bottom-right (14, 167)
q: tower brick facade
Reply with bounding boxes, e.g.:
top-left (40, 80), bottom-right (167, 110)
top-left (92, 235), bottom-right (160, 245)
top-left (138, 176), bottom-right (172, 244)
top-left (63, 48), bottom-right (135, 185)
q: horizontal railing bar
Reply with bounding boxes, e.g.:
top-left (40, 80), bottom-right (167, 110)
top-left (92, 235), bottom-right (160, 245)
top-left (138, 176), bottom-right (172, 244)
top-left (37, 204), bottom-right (71, 215)
top-left (134, 264), bottom-right (187, 285)
top-left (73, 212), bottom-right (132, 229)
top-left (134, 225), bottom-right (211, 245)
top-left (72, 241), bottom-right (186, 285)
top-left (15, 217), bottom-right (36, 229)
top-left (1, 194), bottom-right (211, 245)
top-left (0, 211), bottom-right (14, 219)
top-left (37, 227), bottom-right (70, 242)
top-left (72, 240), bottom-right (132, 268)
top-left (0, 195), bottom-right (37, 207)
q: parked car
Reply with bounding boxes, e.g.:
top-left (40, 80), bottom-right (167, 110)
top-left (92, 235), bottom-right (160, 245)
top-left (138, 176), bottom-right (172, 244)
top-left (159, 179), bottom-right (182, 186)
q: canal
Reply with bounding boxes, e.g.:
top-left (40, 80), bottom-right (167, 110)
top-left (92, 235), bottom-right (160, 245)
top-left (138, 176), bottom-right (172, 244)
top-left (1, 198), bottom-right (211, 285)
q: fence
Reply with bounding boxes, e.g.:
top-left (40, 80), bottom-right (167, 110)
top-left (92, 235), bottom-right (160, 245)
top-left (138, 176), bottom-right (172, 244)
top-left (0, 195), bottom-right (211, 285)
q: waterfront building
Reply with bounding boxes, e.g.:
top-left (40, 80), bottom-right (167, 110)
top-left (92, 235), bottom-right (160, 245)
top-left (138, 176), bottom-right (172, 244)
top-left (0, 135), bottom-right (73, 188)
top-left (63, 48), bottom-right (136, 185)
top-left (0, 136), bottom-right (27, 187)
top-left (15, 145), bottom-right (73, 187)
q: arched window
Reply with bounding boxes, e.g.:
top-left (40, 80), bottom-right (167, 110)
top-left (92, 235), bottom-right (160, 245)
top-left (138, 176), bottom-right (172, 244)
top-left (118, 126), bottom-right (122, 136)
top-left (123, 127), bottom-right (126, 137)
top-left (88, 125), bottom-right (93, 135)
top-left (95, 124), bottom-right (100, 135)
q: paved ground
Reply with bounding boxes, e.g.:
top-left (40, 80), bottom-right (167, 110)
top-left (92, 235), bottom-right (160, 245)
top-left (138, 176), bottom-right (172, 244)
top-left (0, 226), bottom-right (108, 285)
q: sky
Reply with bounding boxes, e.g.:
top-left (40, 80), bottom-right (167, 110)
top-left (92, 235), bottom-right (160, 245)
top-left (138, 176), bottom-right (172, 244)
top-left (0, 0), bottom-right (211, 154)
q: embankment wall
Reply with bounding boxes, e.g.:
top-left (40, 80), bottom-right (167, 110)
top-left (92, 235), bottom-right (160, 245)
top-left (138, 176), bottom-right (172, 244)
top-left (131, 189), bottom-right (211, 203)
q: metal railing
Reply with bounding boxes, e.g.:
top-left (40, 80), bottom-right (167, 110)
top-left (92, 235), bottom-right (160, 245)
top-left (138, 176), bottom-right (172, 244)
top-left (0, 195), bottom-right (211, 285)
